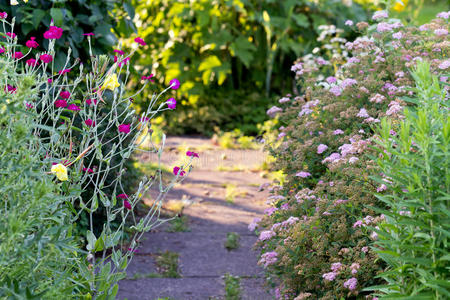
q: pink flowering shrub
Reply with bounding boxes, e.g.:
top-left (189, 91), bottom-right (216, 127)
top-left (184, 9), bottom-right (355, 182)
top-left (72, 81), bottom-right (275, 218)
top-left (0, 17), bottom-right (196, 298)
top-left (255, 11), bottom-right (449, 299)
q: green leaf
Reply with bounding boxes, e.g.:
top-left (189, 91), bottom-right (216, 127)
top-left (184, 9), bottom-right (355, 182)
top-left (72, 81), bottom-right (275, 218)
top-left (198, 55), bottom-right (222, 72)
top-left (230, 36), bottom-right (256, 68)
top-left (32, 9), bottom-right (46, 29)
top-left (50, 8), bottom-right (64, 27)
top-left (292, 13), bottom-right (309, 28)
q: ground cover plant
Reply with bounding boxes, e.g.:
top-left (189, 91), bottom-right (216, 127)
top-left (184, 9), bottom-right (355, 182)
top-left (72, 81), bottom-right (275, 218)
top-left (0, 14), bottom-right (197, 298)
top-left (253, 8), bottom-right (449, 299)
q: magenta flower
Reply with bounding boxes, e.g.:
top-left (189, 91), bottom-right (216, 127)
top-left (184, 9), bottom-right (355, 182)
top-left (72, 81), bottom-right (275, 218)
top-left (117, 193), bottom-right (129, 199)
top-left (124, 200), bottom-right (132, 210)
top-left (333, 129), bottom-right (344, 135)
top-left (40, 54), bottom-right (53, 63)
top-left (54, 99), bottom-right (68, 108)
top-left (169, 78), bottom-right (180, 90)
top-left (118, 124), bottom-right (131, 134)
top-left (141, 74), bottom-right (155, 82)
top-left (0, 47), bottom-right (4, 54)
top-left (60, 91), bottom-right (71, 99)
top-left (26, 58), bottom-right (38, 66)
top-left (114, 49), bottom-right (125, 55)
top-left (83, 167), bottom-right (94, 173)
top-left (140, 116), bottom-right (149, 122)
top-left (296, 171), bottom-right (311, 178)
top-left (44, 26), bottom-right (63, 39)
top-left (186, 151), bottom-right (199, 158)
top-left (85, 119), bottom-right (95, 127)
top-left (134, 37), bottom-right (147, 46)
top-left (13, 52), bottom-right (23, 59)
top-left (47, 78), bottom-right (53, 84)
top-left (258, 230), bottom-right (275, 241)
top-left (5, 85), bottom-right (16, 94)
top-left (25, 102), bottom-right (33, 109)
top-left (345, 20), bottom-right (353, 26)
top-left (173, 166), bottom-right (186, 176)
top-left (6, 32), bottom-right (16, 39)
top-left (25, 37), bottom-right (39, 48)
top-left (85, 98), bottom-right (98, 106)
top-left (58, 68), bottom-right (71, 75)
top-left (166, 98), bottom-right (176, 109)
top-left (0, 12), bottom-right (7, 19)
top-left (67, 104), bottom-right (81, 111)
top-left (83, 32), bottom-right (95, 36)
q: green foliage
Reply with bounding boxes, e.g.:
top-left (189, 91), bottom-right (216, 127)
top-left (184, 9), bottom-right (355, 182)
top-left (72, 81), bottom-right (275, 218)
top-left (0, 0), bottom-right (135, 70)
top-left (155, 251), bottom-right (181, 278)
top-left (224, 273), bottom-right (241, 300)
top-left (0, 64), bottom-right (80, 298)
top-left (214, 129), bottom-right (260, 150)
top-left (128, 0), bottom-right (369, 135)
top-left (167, 215), bottom-right (190, 232)
top-left (372, 61), bottom-right (450, 298)
top-left (224, 232), bottom-right (241, 251)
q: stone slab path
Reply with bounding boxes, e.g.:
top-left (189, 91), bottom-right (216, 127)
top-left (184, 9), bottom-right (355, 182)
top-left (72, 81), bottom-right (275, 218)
top-left (118, 136), bottom-right (273, 300)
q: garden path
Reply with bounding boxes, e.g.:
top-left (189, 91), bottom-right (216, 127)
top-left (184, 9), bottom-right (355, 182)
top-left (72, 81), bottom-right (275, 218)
top-left (118, 136), bottom-right (273, 300)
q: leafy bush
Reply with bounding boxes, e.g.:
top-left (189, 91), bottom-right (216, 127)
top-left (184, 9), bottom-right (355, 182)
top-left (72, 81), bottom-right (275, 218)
top-left (252, 9), bottom-right (449, 299)
top-left (0, 16), bottom-right (195, 298)
top-left (0, 0), bottom-right (136, 70)
top-left (372, 61), bottom-right (450, 298)
top-left (0, 68), bottom-right (77, 298)
top-left (126, 0), bottom-right (370, 135)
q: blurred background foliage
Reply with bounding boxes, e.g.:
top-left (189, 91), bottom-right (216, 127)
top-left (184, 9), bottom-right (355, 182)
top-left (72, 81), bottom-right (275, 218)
top-left (124, 0), bottom-right (370, 136)
top-left (0, 0), bottom-right (136, 70)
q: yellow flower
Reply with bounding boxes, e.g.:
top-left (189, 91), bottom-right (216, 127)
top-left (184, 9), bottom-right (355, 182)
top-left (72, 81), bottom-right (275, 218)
top-left (51, 163), bottom-right (69, 181)
top-left (393, 0), bottom-right (407, 12)
top-left (101, 73), bottom-right (120, 91)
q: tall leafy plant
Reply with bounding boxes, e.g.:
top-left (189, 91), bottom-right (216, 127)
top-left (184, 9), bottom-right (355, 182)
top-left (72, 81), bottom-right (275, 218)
top-left (372, 61), bottom-right (450, 298)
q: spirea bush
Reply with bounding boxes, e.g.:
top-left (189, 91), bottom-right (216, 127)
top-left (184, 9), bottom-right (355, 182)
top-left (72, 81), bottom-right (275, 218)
top-left (252, 9), bottom-right (449, 300)
top-left (0, 16), bottom-right (195, 298)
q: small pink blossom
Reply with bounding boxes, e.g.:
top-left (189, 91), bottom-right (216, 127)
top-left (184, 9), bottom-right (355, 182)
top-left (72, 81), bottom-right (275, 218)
top-left (343, 277), bottom-right (358, 290)
top-left (392, 32), bottom-right (403, 39)
top-left (58, 68), bottom-right (71, 75)
top-left (67, 104), bottom-right (81, 111)
top-left (326, 76), bottom-right (337, 84)
top-left (86, 98), bottom-right (98, 106)
top-left (60, 91), bottom-right (71, 99)
top-left (173, 166), bottom-right (186, 176)
top-left (434, 29), bottom-right (448, 36)
top-left (40, 54), bottom-right (53, 63)
top-left (54, 99), bottom-right (68, 108)
top-left (323, 272), bottom-right (338, 281)
top-left (85, 119), bottom-right (95, 127)
top-left (437, 11), bottom-right (450, 19)
top-left (317, 144), bottom-right (328, 154)
top-left (117, 194), bottom-right (129, 199)
top-left (123, 200), bottom-right (132, 210)
top-left (44, 26), bottom-right (63, 39)
top-left (357, 108), bottom-right (369, 118)
top-left (134, 37), bottom-right (147, 46)
top-left (349, 157), bottom-right (359, 164)
top-left (372, 10), bottom-right (388, 20)
top-left (267, 106), bottom-right (282, 117)
top-left (329, 85), bottom-right (342, 97)
top-left (0, 12), bottom-right (7, 19)
top-left (5, 32), bottom-right (16, 39)
top-left (186, 151), bottom-right (199, 158)
top-left (166, 98), bottom-right (176, 110)
top-left (26, 58), bottom-right (38, 66)
top-left (333, 129), bottom-right (344, 135)
top-left (296, 171), bottom-right (311, 178)
top-left (169, 78), bottom-right (180, 89)
top-left (83, 167), bottom-right (94, 173)
top-left (114, 49), bottom-right (125, 55)
top-left (331, 262), bottom-right (342, 272)
top-left (26, 37), bottom-right (39, 48)
top-left (13, 52), bottom-right (23, 59)
top-left (438, 60), bottom-right (450, 70)
top-left (258, 230), bottom-right (275, 241)
top-left (118, 124), bottom-right (131, 134)
top-left (345, 20), bottom-right (353, 26)
top-left (83, 32), bottom-right (95, 36)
